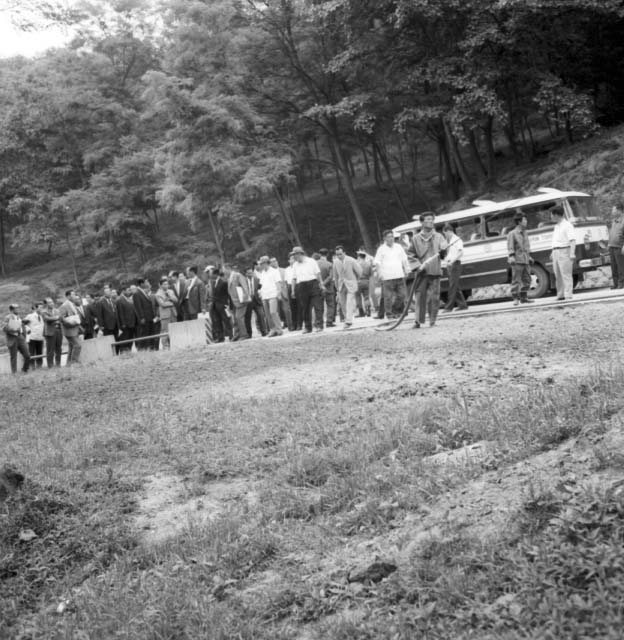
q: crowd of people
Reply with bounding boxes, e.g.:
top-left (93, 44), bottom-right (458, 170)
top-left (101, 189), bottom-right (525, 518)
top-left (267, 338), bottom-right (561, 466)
top-left (1, 205), bottom-right (597, 375)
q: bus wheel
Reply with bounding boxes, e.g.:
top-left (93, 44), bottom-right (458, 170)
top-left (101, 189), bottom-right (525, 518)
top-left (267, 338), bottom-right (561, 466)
top-left (529, 264), bottom-right (550, 298)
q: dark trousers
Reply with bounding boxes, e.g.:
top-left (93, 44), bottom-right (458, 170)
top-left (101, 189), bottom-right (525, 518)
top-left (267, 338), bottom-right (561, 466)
top-left (289, 293), bottom-right (300, 329)
top-left (118, 327), bottom-right (136, 353)
top-left (323, 284), bottom-right (336, 325)
top-left (414, 275), bottom-right (441, 325)
top-left (135, 322), bottom-right (153, 350)
top-left (45, 332), bottom-right (63, 368)
top-left (152, 321), bottom-right (161, 350)
top-left (8, 336), bottom-right (30, 373)
top-left (65, 335), bottom-right (81, 365)
top-left (245, 299), bottom-right (268, 337)
top-left (445, 262), bottom-right (468, 310)
top-left (609, 246), bottom-right (624, 288)
top-left (382, 278), bottom-right (407, 318)
top-left (511, 263), bottom-right (531, 298)
top-left (28, 339), bottom-right (44, 368)
top-left (356, 280), bottom-right (370, 316)
top-left (211, 303), bottom-right (232, 341)
top-left (296, 280), bottom-right (324, 330)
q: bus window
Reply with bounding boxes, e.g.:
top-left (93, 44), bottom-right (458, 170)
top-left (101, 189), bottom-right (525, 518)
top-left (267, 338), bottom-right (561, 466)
top-left (455, 218), bottom-right (480, 243)
top-left (485, 209), bottom-right (516, 236)
top-left (517, 204), bottom-right (555, 230)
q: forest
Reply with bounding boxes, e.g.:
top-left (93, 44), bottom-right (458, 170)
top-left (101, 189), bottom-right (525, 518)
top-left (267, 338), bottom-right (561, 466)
top-left (1, 0), bottom-right (624, 281)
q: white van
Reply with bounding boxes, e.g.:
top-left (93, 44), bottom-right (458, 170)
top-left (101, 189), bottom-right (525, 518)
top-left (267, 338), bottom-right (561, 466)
top-left (393, 188), bottom-right (610, 298)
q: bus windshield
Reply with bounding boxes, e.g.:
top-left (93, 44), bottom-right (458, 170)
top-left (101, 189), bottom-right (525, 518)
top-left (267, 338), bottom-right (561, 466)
top-left (568, 197), bottom-right (600, 221)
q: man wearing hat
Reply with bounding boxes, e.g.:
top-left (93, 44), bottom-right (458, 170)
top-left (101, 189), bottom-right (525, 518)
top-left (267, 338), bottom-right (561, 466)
top-left (317, 248), bottom-right (336, 327)
top-left (550, 206), bottom-right (576, 300)
top-left (2, 304), bottom-right (31, 374)
top-left (292, 246), bottom-right (325, 333)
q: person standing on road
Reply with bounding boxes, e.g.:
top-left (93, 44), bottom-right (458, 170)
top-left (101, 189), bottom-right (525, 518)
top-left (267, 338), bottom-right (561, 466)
top-left (59, 290), bottom-right (83, 365)
top-left (155, 277), bottom-right (177, 349)
top-left (24, 302), bottom-right (45, 367)
top-left (133, 278), bottom-right (156, 351)
top-left (373, 230), bottom-right (409, 319)
top-left (185, 266), bottom-right (206, 320)
top-left (407, 212), bottom-right (449, 328)
top-left (442, 224), bottom-right (468, 312)
top-left (507, 213), bottom-right (535, 306)
top-left (223, 263), bottom-right (251, 341)
top-left (2, 304), bottom-right (31, 374)
top-left (608, 202), bottom-right (624, 289)
top-left (355, 249), bottom-right (374, 317)
top-left (292, 246), bottom-right (326, 333)
top-left (116, 285), bottom-right (138, 353)
top-left (317, 249), bottom-right (336, 328)
top-left (332, 245), bottom-right (362, 329)
top-left (550, 206), bottom-right (576, 301)
top-left (42, 297), bottom-right (63, 367)
top-left (257, 256), bottom-right (284, 337)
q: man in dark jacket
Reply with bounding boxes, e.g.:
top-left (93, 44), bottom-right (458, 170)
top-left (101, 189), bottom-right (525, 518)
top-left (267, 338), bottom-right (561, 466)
top-left (133, 278), bottom-right (156, 350)
top-left (82, 294), bottom-right (99, 339)
top-left (507, 213), bottom-right (535, 306)
top-left (96, 285), bottom-right (118, 337)
top-left (208, 268), bottom-right (232, 342)
top-left (185, 266), bottom-right (206, 320)
top-left (116, 285), bottom-right (138, 353)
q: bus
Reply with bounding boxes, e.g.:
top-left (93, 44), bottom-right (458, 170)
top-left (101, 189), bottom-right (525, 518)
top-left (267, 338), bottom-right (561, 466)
top-left (392, 188), bottom-right (610, 299)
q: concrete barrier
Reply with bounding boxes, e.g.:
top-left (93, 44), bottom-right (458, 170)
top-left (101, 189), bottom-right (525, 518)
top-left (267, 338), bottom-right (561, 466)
top-left (169, 318), bottom-right (208, 351)
top-left (0, 354), bottom-right (13, 375)
top-left (81, 335), bottom-right (115, 363)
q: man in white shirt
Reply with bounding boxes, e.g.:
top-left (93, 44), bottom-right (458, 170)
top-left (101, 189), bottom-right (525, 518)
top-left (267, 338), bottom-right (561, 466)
top-left (373, 230), bottom-right (409, 319)
top-left (25, 302), bottom-right (45, 368)
top-left (284, 253), bottom-right (300, 330)
top-left (442, 224), bottom-right (468, 312)
top-left (257, 256), bottom-right (284, 337)
top-left (550, 206), bottom-right (576, 300)
top-left (270, 256), bottom-right (293, 330)
top-left (292, 246), bottom-right (326, 333)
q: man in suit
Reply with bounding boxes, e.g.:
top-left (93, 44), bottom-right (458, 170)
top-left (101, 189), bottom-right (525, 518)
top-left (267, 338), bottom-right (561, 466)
top-left (116, 285), bottom-right (138, 353)
top-left (185, 266), bottom-right (206, 320)
top-left (317, 248), bottom-right (336, 327)
top-left (244, 265), bottom-right (267, 337)
top-left (133, 278), bottom-right (156, 350)
top-left (207, 267), bottom-right (232, 342)
top-left (82, 294), bottom-right (99, 339)
top-left (2, 304), bottom-right (30, 373)
top-left (270, 257), bottom-right (293, 330)
top-left (222, 263), bottom-right (250, 340)
top-left (42, 297), bottom-right (63, 367)
top-left (332, 245), bottom-right (362, 329)
top-left (96, 285), bottom-right (118, 337)
top-left (59, 290), bottom-right (82, 365)
top-left (170, 271), bottom-right (188, 321)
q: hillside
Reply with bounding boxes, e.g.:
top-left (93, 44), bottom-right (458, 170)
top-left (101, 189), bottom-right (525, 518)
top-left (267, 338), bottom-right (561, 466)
top-left (1, 125), bottom-right (623, 313)
top-left (2, 301), bottom-right (624, 637)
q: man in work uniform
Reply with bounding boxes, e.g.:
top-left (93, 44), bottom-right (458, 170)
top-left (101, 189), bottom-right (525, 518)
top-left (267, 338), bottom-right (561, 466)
top-left (607, 202), bottom-right (624, 289)
top-left (507, 213), bottom-right (535, 306)
top-left (407, 212), bottom-right (448, 327)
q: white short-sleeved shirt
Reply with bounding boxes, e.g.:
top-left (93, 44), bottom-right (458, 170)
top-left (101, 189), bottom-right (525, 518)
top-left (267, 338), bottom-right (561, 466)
top-left (552, 219), bottom-right (575, 248)
top-left (258, 267), bottom-right (282, 300)
top-left (25, 312), bottom-right (44, 341)
top-left (373, 243), bottom-right (408, 281)
top-left (292, 256), bottom-right (320, 283)
top-left (284, 266), bottom-right (294, 285)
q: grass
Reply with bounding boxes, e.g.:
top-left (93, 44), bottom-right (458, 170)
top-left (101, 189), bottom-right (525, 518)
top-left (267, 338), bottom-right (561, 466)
top-left (2, 313), bottom-right (624, 638)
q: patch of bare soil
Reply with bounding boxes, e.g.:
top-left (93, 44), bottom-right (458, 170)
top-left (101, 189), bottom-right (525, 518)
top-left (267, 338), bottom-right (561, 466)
top-left (134, 474), bottom-right (253, 544)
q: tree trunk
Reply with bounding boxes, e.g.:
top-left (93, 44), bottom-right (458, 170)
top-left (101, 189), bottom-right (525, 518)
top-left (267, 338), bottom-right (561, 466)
top-left (274, 188), bottom-right (302, 247)
top-left (207, 207), bottom-right (226, 264)
top-left (482, 116), bottom-right (497, 183)
top-left (360, 144), bottom-right (371, 176)
top-left (327, 133), bottom-right (374, 253)
top-left (312, 136), bottom-right (328, 195)
top-left (64, 228), bottom-right (80, 290)
top-left (371, 142), bottom-right (385, 190)
top-left (395, 134), bottom-right (407, 181)
top-left (0, 209), bottom-right (6, 277)
top-left (443, 119), bottom-right (476, 192)
top-left (467, 129), bottom-right (488, 186)
top-left (374, 139), bottom-right (410, 221)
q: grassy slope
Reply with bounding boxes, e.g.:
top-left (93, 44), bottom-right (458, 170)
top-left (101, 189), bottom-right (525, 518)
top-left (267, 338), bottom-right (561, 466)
top-left (2, 305), bottom-right (624, 637)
